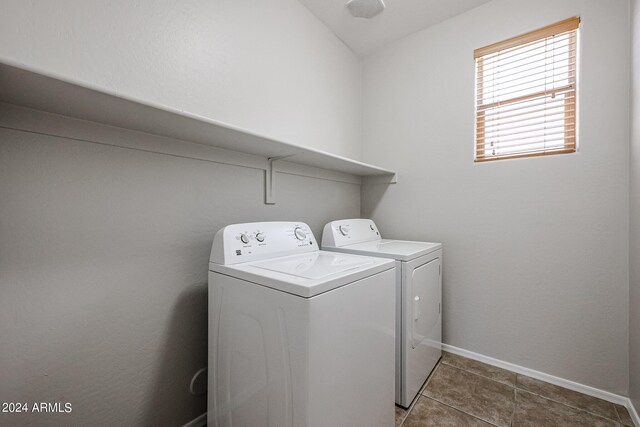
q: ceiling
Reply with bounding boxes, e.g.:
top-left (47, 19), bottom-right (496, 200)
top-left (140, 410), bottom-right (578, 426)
top-left (297, 0), bottom-right (492, 57)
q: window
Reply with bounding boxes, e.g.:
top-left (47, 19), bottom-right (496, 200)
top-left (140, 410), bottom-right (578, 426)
top-left (474, 17), bottom-right (579, 162)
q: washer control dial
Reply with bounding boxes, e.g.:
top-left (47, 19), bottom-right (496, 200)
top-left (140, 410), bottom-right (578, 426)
top-left (294, 227), bottom-right (306, 240)
top-left (240, 233), bottom-right (250, 244)
top-left (255, 232), bottom-right (265, 242)
top-left (339, 225), bottom-right (349, 236)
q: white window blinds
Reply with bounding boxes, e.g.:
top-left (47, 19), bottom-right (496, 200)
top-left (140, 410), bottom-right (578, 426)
top-left (475, 17), bottom-right (579, 162)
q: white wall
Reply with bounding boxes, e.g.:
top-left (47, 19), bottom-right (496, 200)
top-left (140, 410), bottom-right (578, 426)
top-left (630, 0), bottom-right (640, 412)
top-left (361, 0), bottom-right (630, 394)
top-left (0, 107), bottom-right (361, 426)
top-left (0, 0), bottom-right (362, 159)
top-left (0, 1), bottom-right (364, 425)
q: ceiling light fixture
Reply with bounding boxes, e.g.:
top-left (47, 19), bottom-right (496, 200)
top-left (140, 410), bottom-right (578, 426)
top-left (346, 0), bottom-right (385, 19)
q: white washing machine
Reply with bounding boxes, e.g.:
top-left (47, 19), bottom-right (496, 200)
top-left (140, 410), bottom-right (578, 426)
top-left (208, 221), bottom-right (396, 427)
top-left (322, 219), bottom-right (442, 408)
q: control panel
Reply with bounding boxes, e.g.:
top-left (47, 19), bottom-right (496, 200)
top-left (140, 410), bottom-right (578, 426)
top-left (321, 219), bottom-right (381, 248)
top-left (210, 222), bottom-right (317, 265)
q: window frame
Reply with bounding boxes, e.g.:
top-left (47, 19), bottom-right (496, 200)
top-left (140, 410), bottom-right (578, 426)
top-left (474, 17), bottom-right (580, 162)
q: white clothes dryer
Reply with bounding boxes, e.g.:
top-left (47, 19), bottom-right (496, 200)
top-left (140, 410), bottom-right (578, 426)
top-left (322, 219), bottom-right (442, 408)
top-left (208, 221), bottom-right (396, 427)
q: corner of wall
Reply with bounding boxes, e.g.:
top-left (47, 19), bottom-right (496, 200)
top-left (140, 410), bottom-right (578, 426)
top-left (630, 0), bottom-right (640, 415)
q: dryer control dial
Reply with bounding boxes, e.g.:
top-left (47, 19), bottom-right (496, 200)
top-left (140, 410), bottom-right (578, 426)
top-left (255, 233), bottom-right (265, 242)
top-left (294, 227), bottom-right (306, 240)
top-left (240, 234), bottom-right (250, 244)
top-left (339, 225), bottom-right (349, 236)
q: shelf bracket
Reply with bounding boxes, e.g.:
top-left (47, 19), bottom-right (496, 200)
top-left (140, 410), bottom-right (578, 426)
top-left (265, 155), bottom-right (296, 205)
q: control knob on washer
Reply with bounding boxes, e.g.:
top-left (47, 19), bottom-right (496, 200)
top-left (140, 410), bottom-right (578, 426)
top-left (240, 234), bottom-right (250, 244)
top-left (339, 225), bottom-right (349, 236)
top-left (294, 227), bottom-right (306, 240)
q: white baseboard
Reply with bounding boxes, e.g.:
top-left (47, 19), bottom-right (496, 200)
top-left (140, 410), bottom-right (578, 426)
top-left (442, 344), bottom-right (639, 426)
top-left (628, 400), bottom-right (640, 427)
top-left (182, 412), bottom-right (207, 427)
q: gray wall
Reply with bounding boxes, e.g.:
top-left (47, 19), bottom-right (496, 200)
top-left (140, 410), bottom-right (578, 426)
top-left (361, 0), bottom-right (630, 394)
top-left (630, 0), bottom-right (640, 413)
top-left (0, 109), bottom-right (360, 426)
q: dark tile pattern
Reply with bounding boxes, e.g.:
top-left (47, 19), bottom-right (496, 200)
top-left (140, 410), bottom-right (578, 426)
top-left (615, 404), bottom-right (635, 426)
top-left (516, 374), bottom-right (618, 420)
top-left (402, 396), bottom-right (493, 427)
top-left (395, 351), bottom-right (635, 427)
top-left (441, 351), bottom-right (516, 386)
top-left (512, 390), bottom-right (620, 427)
top-left (423, 363), bottom-right (515, 427)
top-left (395, 405), bottom-right (408, 427)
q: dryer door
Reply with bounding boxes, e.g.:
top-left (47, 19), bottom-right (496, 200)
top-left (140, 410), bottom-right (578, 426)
top-left (410, 258), bottom-right (440, 350)
top-left (401, 253), bottom-right (442, 407)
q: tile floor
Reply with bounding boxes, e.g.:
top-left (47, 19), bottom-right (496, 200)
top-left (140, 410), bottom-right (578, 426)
top-left (395, 352), bottom-right (635, 427)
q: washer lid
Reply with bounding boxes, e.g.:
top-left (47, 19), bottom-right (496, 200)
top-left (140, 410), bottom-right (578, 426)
top-left (209, 250), bottom-right (394, 298)
top-left (251, 252), bottom-right (374, 280)
top-left (325, 239), bottom-right (442, 262)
